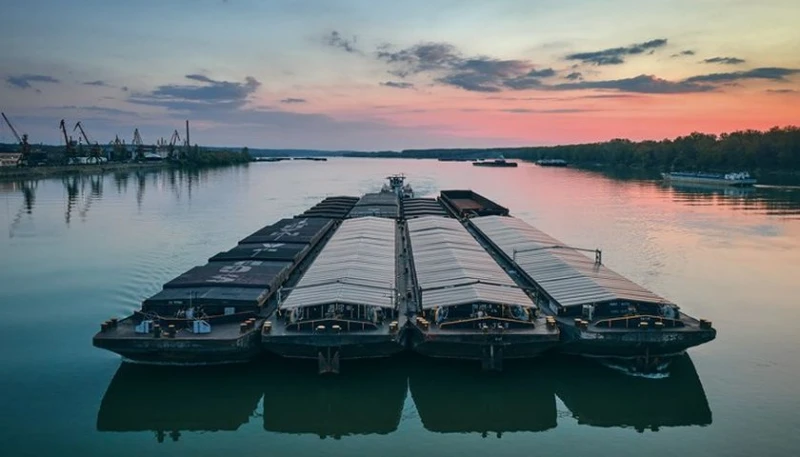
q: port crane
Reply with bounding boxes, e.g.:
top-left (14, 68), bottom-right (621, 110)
top-left (109, 135), bottom-right (126, 162)
top-left (168, 129), bottom-right (181, 159)
top-left (59, 119), bottom-right (76, 161)
top-left (132, 128), bottom-right (144, 161)
top-left (73, 121), bottom-right (103, 162)
top-left (1, 112), bottom-right (31, 166)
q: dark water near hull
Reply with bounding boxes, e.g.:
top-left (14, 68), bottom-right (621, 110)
top-left (2, 159), bottom-right (799, 457)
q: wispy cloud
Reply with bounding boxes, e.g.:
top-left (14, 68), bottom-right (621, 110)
top-left (766, 89), bottom-right (796, 94)
top-left (280, 98), bottom-right (307, 104)
top-left (685, 67), bottom-right (799, 83)
top-left (552, 74), bottom-right (712, 93)
top-left (129, 74), bottom-right (261, 111)
top-left (671, 50), bottom-right (696, 57)
top-left (6, 74), bottom-right (61, 90)
top-left (501, 108), bottom-right (597, 114)
top-left (380, 81), bottom-right (415, 89)
top-left (50, 105), bottom-right (141, 117)
top-left (326, 31), bottom-right (361, 54)
top-left (82, 80), bottom-right (108, 86)
top-left (527, 68), bottom-right (556, 78)
top-left (375, 41), bottom-right (550, 92)
top-left (565, 72), bottom-right (583, 81)
top-left (702, 57), bottom-right (746, 65)
top-left (565, 38), bottom-right (668, 65)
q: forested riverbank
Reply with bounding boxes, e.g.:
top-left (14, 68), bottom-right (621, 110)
top-left (345, 126), bottom-right (800, 173)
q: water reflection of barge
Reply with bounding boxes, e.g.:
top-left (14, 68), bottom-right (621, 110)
top-left (553, 353), bottom-right (712, 431)
top-left (262, 357), bottom-right (407, 438)
top-left (92, 197), bottom-right (358, 364)
top-left (409, 353), bottom-right (711, 435)
top-left (96, 363), bottom-right (264, 442)
top-left (409, 356), bottom-right (556, 435)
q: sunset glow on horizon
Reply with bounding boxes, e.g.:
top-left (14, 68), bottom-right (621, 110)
top-left (1, 0), bottom-right (798, 150)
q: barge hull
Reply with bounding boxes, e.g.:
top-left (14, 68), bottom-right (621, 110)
top-left (557, 324), bottom-right (717, 358)
top-left (413, 332), bottom-right (559, 360)
top-left (93, 327), bottom-right (262, 365)
top-left (263, 334), bottom-right (405, 360)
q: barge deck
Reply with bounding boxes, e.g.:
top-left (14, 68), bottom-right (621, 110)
top-left (92, 197), bottom-right (357, 364)
top-left (467, 213), bottom-right (716, 369)
top-left (262, 210), bottom-right (408, 373)
top-left (406, 215), bottom-right (559, 370)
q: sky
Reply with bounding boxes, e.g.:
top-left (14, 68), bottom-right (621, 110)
top-left (0, 0), bottom-right (799, 150)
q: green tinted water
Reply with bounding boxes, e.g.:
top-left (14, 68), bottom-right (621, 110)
top-left (2, 159), bottom-right (799, 456)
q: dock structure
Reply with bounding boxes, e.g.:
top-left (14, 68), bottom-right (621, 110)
top-left (469, 215), bottom-right (716, 364)
top-left (262, 216), bottom-right (405, 373)
top-left (406, 215), bottom-right (559, 370)
top-left (92, 201), bottom-right (349, 364)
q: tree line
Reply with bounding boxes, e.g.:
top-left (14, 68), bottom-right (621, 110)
top-left (345, 126), bottom-right (800, 172)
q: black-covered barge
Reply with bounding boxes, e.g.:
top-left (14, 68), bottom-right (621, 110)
top-left (92, 197), bottom-right (357, 364)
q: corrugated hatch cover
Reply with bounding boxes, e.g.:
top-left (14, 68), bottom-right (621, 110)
top-left (239, 218), bottom-right (332, 245)
top-left (281, 216), bottom-right (396, 309)
top-left (209, 243), bottom-right (309, 263)
top-left (144, 287), bottom-right (269, 308)
top-left (470, 215), bottom-right (672, 308)
top-left (163, 260), bottom-right (292, 289)
top-left (408, 216), bottom-right (533, 309)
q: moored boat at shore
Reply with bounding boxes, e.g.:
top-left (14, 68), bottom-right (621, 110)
top-left (661, 170), bottom-right (756, 186)
top-left (472, 156), bottom-right (518, 167)
top-left (535, 159), bottom-right (568, 167)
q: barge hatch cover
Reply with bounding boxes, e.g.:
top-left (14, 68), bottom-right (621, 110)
top-left (162, 260), bottom-right (292, 290)
top-left (280, 216), bottom-right (397, 309)
top-left (209, 243), bottom-right (309, 263)
top-left (239, 218), bottom-right (333, 245)
top-left (470, 215), bottom-right (672, 308)
top-left (408, 216), bottom-right (534, 309)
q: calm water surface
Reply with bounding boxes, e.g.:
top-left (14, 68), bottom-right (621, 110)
top-left (1, 159), bottom-right (799, 457)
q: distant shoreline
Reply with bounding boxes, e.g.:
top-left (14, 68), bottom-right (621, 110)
top-left (0, 162), bottom-right (169, 181)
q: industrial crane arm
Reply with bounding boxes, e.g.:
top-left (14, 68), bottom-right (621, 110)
top-left (73, 122), bottom-right (94, 145)
top-left (2, 112), bottom-right (23, 143)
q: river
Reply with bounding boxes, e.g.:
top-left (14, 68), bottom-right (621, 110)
top-left (1, 158), bottom-right (799, 457)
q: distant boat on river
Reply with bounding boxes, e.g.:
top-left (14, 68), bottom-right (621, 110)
top-left (472, 157), bottom-right (518, 167)
top-left (661, 171), bottom-right (756, 187)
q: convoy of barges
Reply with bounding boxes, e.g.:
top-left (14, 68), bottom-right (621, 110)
top-left (94, 174), bottom-right (717, 373)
